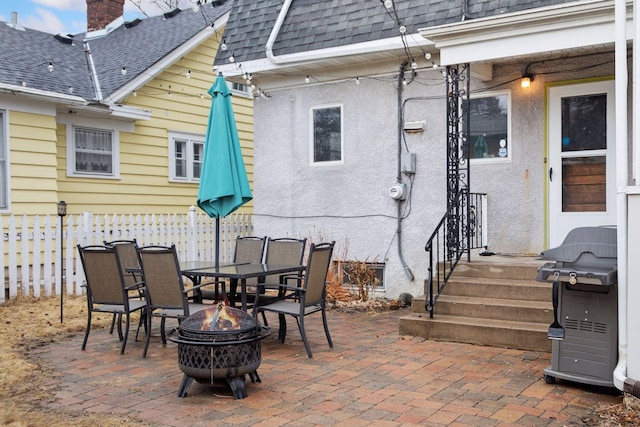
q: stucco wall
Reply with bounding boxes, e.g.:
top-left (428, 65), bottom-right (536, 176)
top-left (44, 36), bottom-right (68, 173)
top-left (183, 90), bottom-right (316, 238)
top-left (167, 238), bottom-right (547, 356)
top-left (251, 52), bottom-right (617, 298)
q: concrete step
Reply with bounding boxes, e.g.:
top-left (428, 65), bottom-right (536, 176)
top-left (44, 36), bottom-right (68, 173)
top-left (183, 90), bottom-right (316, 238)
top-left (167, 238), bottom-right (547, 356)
top-left (398, 313), bottom-right (552, 352)
top-left (451, 257), bottom-right (545, 280)
top-left (430, 294), bottom-right (553, 324)
top-left (399, 256), bottom-right (554, 352)
top-left (438, 276), bottom-right (552, 302)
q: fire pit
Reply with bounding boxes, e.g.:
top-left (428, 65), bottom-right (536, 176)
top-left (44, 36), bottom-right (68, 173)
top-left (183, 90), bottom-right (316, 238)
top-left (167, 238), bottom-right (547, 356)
top-left (169, 304), bottom-right (270, 399)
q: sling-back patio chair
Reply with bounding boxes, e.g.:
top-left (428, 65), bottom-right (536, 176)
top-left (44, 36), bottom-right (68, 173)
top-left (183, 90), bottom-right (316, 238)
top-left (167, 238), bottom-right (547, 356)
top-left (255, 241), bottom-right (335, 358)
top-left (137, 244), bottom-right (211, 358)
top-left (77, 244), bottom-right (147, 355)
top-left (104, 239), bottom-right (142, 334)
top-left (200, 235), bottom-right (267, 303)
top-left (253, 237), bottom-right (307, 325)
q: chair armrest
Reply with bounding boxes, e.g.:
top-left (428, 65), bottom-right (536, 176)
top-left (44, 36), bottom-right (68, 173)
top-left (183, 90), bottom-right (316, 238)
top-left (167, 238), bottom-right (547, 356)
top-left (124, 280), bottom-right (145, 291)
top-left (182, 281), bottom-right (212, 295)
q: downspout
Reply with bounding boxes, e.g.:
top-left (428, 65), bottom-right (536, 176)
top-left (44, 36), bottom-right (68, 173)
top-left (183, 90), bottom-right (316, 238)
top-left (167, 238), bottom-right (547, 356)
top-left (265, 0), bottom-right (294, 64)
top-left (612, 0), bottom-right (635, 395)
top-left (397, 64), bottom-right (415, 281)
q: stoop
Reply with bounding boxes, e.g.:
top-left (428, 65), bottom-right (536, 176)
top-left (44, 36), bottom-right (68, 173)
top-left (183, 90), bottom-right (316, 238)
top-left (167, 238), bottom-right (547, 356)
top-left (399, 256), bottom-right (553, 352)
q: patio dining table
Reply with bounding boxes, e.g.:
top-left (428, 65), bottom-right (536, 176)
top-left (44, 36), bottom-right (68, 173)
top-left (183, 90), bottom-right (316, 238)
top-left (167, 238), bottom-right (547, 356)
top-left (181, 263), bottom-right (305, 312)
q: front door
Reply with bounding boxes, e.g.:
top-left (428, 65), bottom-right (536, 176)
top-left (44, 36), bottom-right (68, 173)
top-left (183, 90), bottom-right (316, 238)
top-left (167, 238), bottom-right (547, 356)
top-left (547, 80), bottom-right (616, 248)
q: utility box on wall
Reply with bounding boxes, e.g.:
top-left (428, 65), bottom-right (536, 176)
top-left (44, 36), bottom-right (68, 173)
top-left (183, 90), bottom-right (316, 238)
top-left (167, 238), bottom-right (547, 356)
top-left (401, 153), bottom-right (416, 175)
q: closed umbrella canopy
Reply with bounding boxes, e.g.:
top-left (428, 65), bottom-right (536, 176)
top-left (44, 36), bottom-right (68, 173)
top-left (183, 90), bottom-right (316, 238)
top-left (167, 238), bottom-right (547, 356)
top-left (197, 74), bottom-right (252, 218)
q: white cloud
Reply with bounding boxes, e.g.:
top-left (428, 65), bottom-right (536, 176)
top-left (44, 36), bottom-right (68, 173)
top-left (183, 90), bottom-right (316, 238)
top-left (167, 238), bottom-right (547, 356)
top-left (21, 8), bottom-right (67, 34)
top-left (31, 0), bottom-right (86, 12)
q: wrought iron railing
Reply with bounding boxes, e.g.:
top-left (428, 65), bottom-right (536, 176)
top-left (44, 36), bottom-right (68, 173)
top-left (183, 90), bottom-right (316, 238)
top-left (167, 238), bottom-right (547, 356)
top-left (424, 192), bottom-right (487, 318)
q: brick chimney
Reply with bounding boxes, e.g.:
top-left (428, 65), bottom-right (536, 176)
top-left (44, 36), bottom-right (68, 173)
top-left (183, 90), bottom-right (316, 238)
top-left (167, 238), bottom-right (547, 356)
top-left (86, 0), bottom-right (124, 32)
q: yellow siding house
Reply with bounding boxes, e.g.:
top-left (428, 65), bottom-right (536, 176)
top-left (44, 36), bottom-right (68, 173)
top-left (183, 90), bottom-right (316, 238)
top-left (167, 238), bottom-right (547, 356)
top-left (0, 0), bottom-right (253, 218)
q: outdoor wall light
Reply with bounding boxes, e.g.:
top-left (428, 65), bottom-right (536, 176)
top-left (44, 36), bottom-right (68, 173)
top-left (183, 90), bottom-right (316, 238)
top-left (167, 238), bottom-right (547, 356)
top-left (521, 74), bottom-right (533, 88)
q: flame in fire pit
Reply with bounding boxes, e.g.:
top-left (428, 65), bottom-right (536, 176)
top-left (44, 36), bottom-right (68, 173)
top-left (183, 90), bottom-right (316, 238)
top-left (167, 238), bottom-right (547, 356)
top-left (201, 303), bottom-right (242, 331)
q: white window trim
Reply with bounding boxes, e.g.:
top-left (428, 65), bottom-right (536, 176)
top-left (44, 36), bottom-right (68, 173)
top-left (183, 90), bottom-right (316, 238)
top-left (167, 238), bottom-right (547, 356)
top-left (231, 82), bottom-right (252, 98)
top-left (309, 103), bottom-right (344, 166)
top-left (168, 131), bottom-right (205, 183)
top-left (469, 89), bottom-right (512, 164)
top-left (58, 114), bottom-right (132, 179)
top-left (65, 124), bottom-right (120, 179)
top-left (0, 109), bottom-right (10, 213)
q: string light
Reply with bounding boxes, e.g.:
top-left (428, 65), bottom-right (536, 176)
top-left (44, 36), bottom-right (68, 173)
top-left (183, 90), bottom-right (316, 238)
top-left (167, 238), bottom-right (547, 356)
top-left (186, 70), bottom-right (191, 79)
top-left (355, 77), bottom-right (360, 85)
top-left (192, 0), bottom-right (200, 12)
top-left (132, 90), bottom-right (137, 97)
top-left (228, 54), bottom-right (235, 63)
top-left (121, 67), bottom-right (127, 75)
top-left (399, 25), bottom-right (406, 34)
top-left (424, 52), bottom-right (431, 60)
top-left (220, 39), bottom-right (227, 51)
top-left (305, 75), bottom-right (310, 83)
top-left (48, 62), bottom-right (54, 72)
top-left (384, 0), bottom-right (393, 9)
top-left (411, 61), bottom-right (418, 69)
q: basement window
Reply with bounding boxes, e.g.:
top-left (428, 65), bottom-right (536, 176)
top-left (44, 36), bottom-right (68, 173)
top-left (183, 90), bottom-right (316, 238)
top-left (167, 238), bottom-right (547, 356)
top-left (339, 261), bottom-right (385, 290)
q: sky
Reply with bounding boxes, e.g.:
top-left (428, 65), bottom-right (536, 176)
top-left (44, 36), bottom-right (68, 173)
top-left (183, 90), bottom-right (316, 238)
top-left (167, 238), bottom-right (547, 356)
top-left (0, 0), bottom-right (193, 35)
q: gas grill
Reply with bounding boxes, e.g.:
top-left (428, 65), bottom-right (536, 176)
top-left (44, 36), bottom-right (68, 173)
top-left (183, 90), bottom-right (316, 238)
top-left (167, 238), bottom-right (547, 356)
top-left (536, 226), bottom-right (618, 388)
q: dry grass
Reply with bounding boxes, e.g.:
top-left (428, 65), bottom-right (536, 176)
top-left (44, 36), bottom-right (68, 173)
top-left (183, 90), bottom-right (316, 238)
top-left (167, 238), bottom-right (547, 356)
top-left (0, 294), bottom-right (148, 426)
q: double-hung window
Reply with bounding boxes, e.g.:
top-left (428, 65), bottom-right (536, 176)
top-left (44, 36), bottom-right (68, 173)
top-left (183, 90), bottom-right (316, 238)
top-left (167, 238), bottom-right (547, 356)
top-left (468, 91), bottom-right (511, 162)
top-left (0, 110), bottom-right (7, 209)
top-left (169, 132), bottom-right (203, 182)
top-left (73, 127), bottom-right (115, 175)
top-left (310, 104), bottom-right (343, 165)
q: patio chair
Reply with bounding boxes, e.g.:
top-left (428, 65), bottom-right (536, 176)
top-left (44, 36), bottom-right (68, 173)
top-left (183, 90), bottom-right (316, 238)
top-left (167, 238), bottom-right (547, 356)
top-left (200, 235), bottom-right (267, 303)
top-left (255, 241), bottom-right (335, 358)
top-left (254, 237), bottom-right (307, 325)
top-left (137, 244), bottom-right (211, 358)
top-left (104, 239), bottom-right (141, 334)
top-left (77, 244), bottom-right (147, 355)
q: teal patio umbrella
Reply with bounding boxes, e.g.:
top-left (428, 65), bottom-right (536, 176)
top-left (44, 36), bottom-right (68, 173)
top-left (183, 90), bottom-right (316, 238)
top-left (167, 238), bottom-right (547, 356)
top-left (197, 73), bottom-right (253, 267)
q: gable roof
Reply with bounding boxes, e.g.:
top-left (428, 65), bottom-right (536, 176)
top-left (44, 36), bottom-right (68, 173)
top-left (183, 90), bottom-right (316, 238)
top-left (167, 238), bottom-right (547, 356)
top-left (214, 0), bottom-right (572, 67)
top-left (0, 1), bottom-right (231, 107)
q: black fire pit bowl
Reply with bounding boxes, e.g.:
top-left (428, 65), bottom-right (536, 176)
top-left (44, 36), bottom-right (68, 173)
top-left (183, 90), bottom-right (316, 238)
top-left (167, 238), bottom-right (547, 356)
top-left (169, 305), bottom-right (270, 399)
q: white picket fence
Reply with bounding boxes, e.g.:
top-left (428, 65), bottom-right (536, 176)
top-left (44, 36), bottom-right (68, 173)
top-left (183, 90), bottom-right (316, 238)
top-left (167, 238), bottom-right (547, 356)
top-left (1, 206), bottom-right (253, 302)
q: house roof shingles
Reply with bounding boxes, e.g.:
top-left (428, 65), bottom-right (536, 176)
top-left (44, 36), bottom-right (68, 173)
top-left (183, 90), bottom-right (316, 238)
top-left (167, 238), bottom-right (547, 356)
top-left (214, 0), bottom-right (574, 66)
top-left (0, 1), bottom-right (232, 103)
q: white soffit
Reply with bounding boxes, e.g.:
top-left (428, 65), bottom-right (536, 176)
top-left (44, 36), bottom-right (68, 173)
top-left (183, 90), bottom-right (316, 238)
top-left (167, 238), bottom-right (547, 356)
top-left (419, 1), bottom-right (627, 65)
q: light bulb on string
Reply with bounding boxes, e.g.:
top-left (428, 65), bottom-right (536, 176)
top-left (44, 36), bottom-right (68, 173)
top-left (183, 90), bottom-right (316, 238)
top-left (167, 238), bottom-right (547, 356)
top-left (47, 62), bottom-right (54, 72)
top-left (132, 90), bottom-right (137, 97)
top-left (402, 78), bottom-right (408, 86)
top-left (121, 67), bottom-right (127, 75)
top-left (186, 70), bottom-right (191, 79)
top-left (355, 77), bottom-right (360, 85)
top-left (229, 54), bottom-right (235, 63)
top-left (192, 1), bottom-right (200, 12)
top-left (399, 25), bottom-right (406, 34)
top-left (305, 75), bottom-right (310, 84)
top-left (411, 61), bottom-right (418, 70)
top-left (424, 52), bottom-right (431, 60)
top-left (384, 0), bottom-right (393, 9)
top-left (220, 40), bottom-right (227, 51)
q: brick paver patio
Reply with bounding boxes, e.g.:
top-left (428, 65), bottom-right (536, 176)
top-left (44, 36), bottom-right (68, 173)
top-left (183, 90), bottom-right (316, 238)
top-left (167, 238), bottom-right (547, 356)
top-left (32, 308), bottom-right (620, 426)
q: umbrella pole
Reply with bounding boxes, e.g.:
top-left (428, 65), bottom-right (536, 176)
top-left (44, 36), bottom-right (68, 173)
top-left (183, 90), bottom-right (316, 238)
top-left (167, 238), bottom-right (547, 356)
top-left (215, 216), bottom-right (220, 269)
